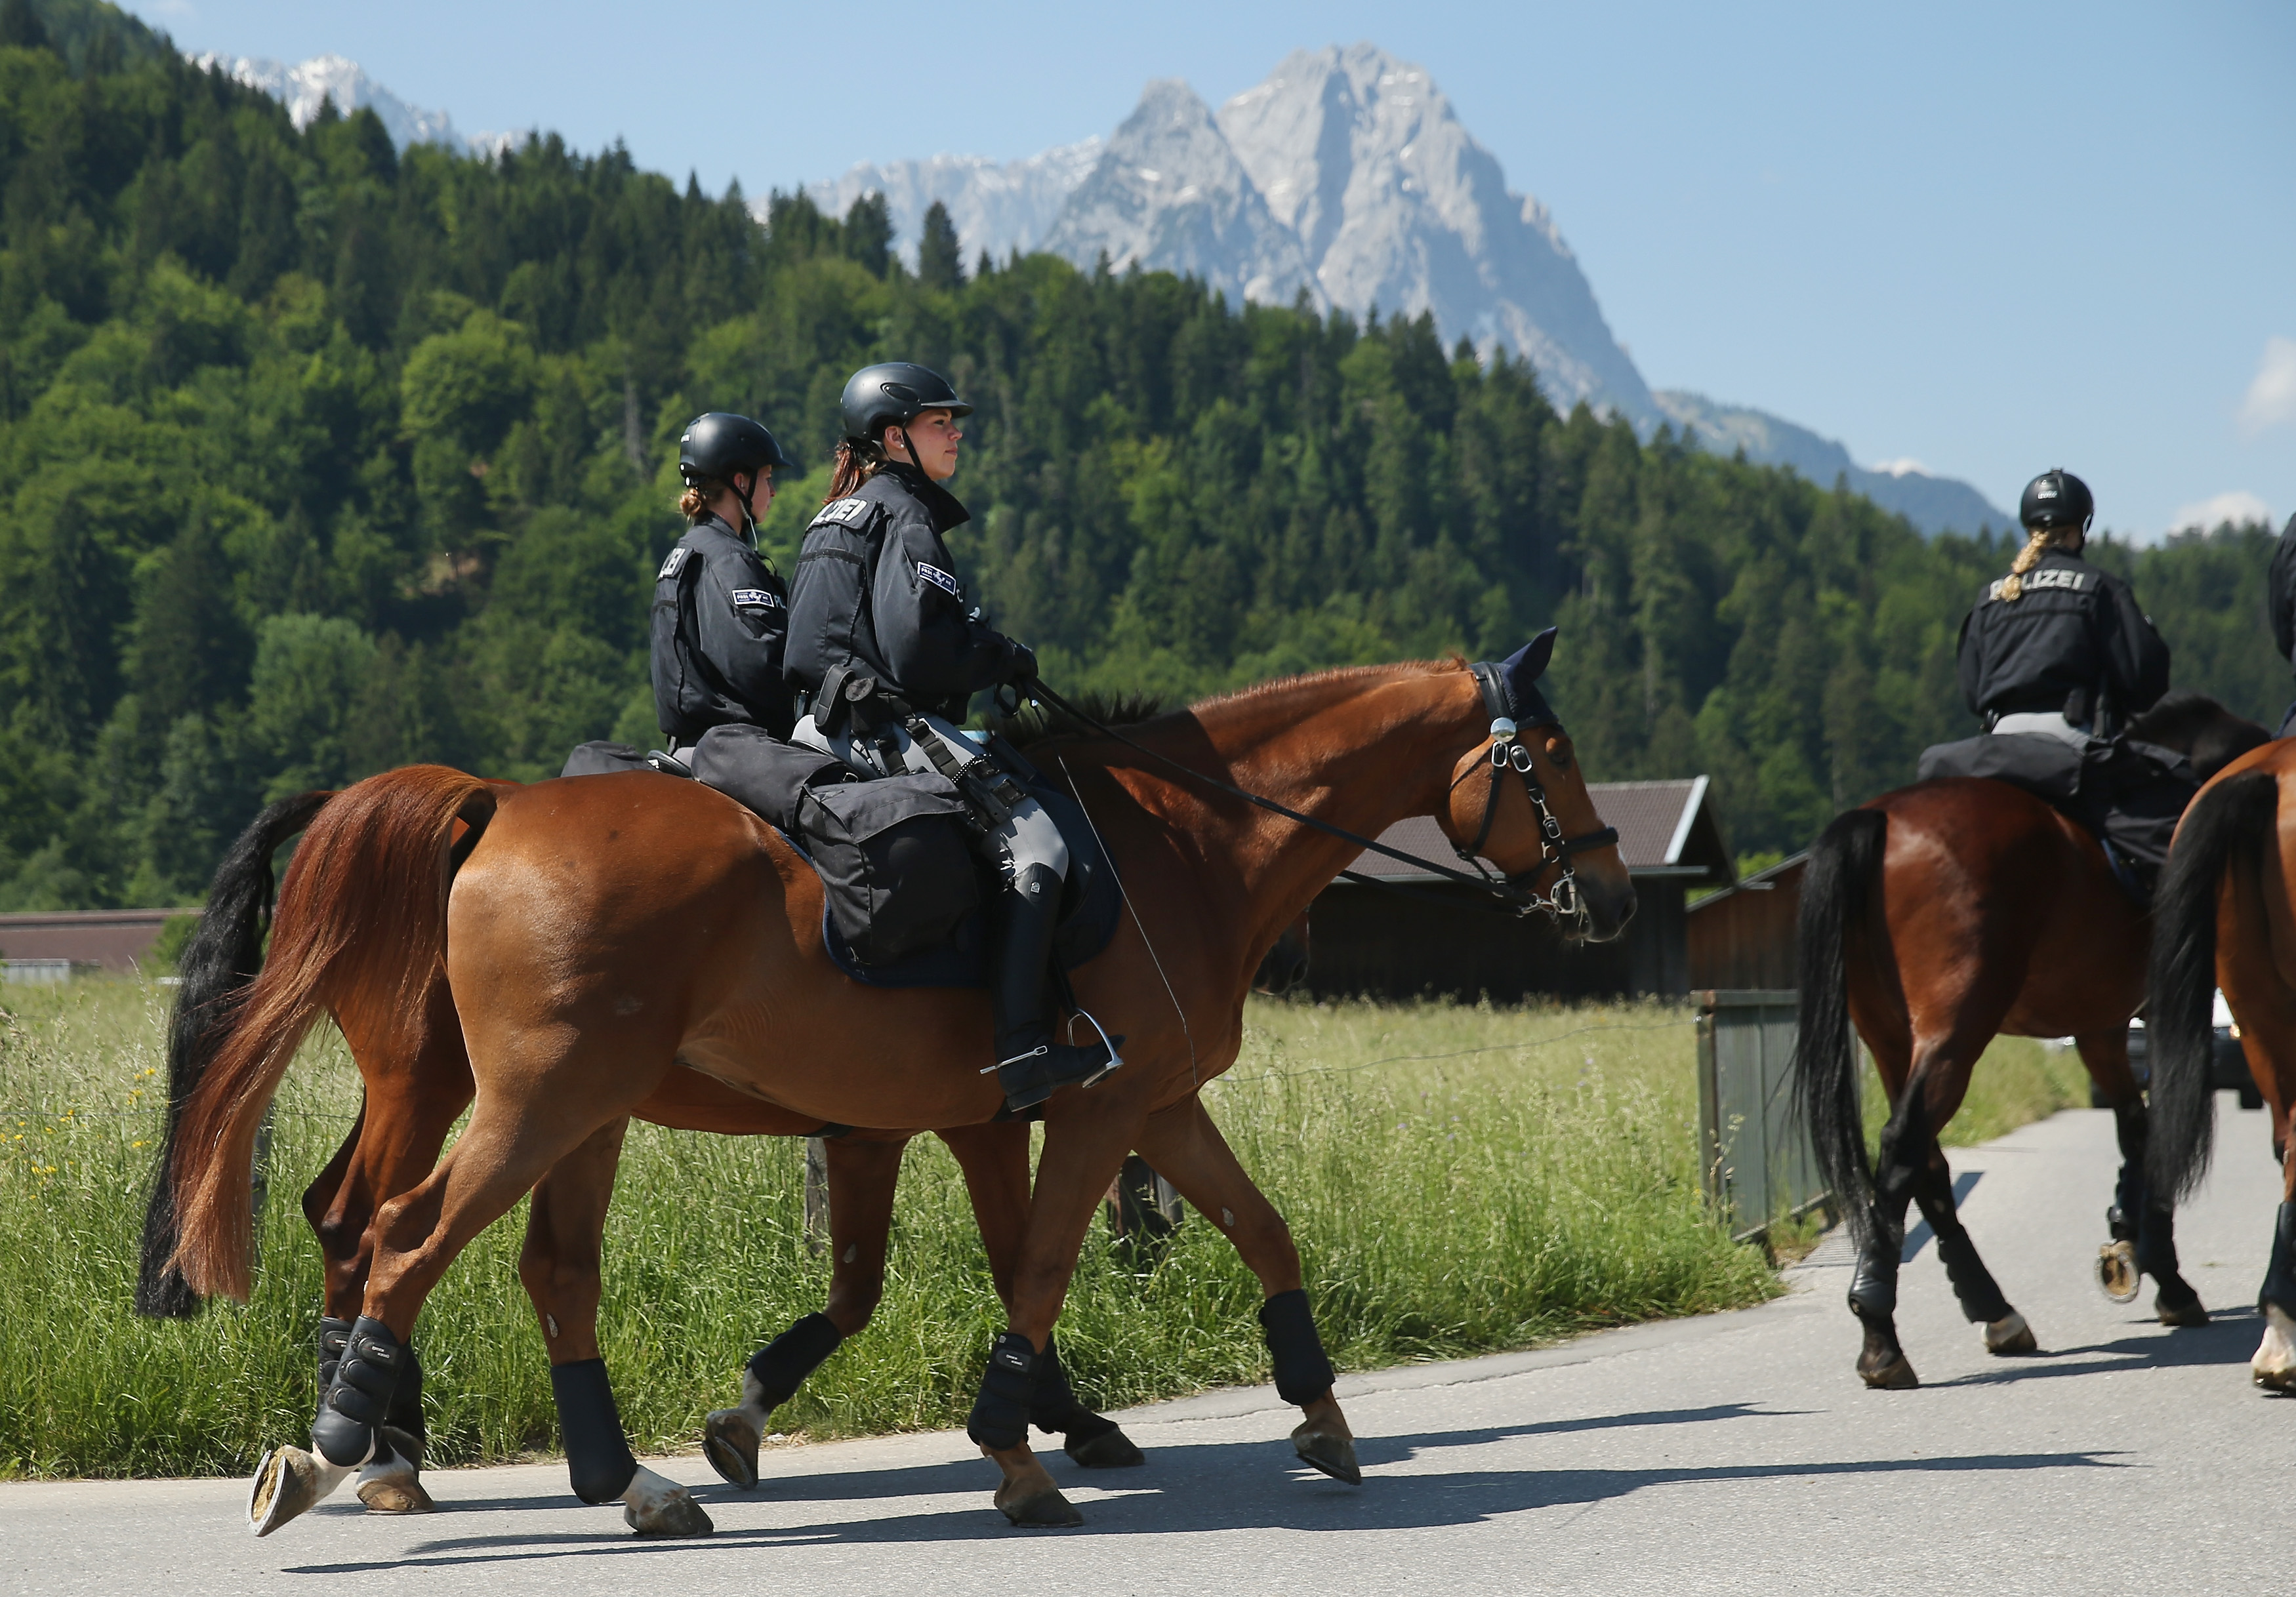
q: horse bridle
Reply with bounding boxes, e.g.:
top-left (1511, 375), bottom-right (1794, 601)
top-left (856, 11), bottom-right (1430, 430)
top-left (1022, 664), bottom-right (1620, 932)
top-left (1454, 661), bottom-right (1620, 932)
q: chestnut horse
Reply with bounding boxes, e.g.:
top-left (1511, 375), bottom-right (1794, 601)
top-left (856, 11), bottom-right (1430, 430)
top-left (1793, 694), bottom-right (2265, 1388)
top-left (158, 647), bottom-right (1634, 1534)
top-left (2144, 738), bottom-right (2296, 1390)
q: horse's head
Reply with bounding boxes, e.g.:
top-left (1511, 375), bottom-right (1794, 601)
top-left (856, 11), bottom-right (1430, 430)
top-left (2125, 692), bottom-right (2272, 782)
top-left (1441, 630), bottom-right (1637, 943)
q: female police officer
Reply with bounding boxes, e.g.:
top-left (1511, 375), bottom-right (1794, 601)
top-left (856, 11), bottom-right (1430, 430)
top-left (783, 363), bottom-right (1117, 1113)
top-left (651, 412), bottom-right (799, 755)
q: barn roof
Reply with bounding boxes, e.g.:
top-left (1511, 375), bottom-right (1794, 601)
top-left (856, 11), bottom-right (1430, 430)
top-left (1336, 777), bottom-right (1734, 885)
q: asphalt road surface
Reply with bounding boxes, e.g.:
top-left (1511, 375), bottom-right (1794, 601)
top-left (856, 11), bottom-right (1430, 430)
top-left (6, 1101), bottom-right (2291, 1595)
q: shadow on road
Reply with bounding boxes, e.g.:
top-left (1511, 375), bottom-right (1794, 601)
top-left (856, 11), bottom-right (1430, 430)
top-left (281, 1404), bottom-right (2126, 1574)
top-left (1924, 1305), bottom-right (2261, 1388)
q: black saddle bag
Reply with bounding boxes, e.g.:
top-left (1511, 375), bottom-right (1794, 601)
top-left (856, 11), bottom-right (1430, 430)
top-left (689, 723), bottom-right (850, 830)
top-left (795, 775), bottom-right (982, 965)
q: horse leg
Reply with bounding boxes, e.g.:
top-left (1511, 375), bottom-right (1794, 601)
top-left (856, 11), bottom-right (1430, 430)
top-left (701, 1135), bottom-right (908, 1489)
top-left (939, 1122), bottom-right (1143, 1469)
top-left (1909, 1146), bottom-right (2032, 1353)
top-left (2080, 1028), bottom-right (2209, 1324)
top-left (1849, 1028), bottom-right (1986, 1390)
top-left (250, 1091), bottom-right (630, 1537)
top-left (302, 980), bottom-right (476, 1514)
top-left (965, 1105), bottom-right (1139, 1527)
top-left (1135, 1095), bottom-right (1359, 1485)
top-left (521, 1117), bottom-right (711, 1536)
top-left (2221, 923), bottom-right (2296, 1387)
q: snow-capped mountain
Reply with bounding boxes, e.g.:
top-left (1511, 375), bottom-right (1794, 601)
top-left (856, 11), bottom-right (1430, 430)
top-left (1218, 46), bottom-right (1654, 426)
top-left (806, 140), bottom-right (1103, 270)
top-left (1653, 392), bottom-right (2009, 534)
top-left (188, 52), bottom-right (512, 156)
top-left (1042, 81), bottom-right (1323, 310)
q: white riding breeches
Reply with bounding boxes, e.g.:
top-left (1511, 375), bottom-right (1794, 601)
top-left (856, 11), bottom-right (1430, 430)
top-left (790, 711), bottom-right (1068, 884)
top-left (1988, 711), bottom-right (2092, 748)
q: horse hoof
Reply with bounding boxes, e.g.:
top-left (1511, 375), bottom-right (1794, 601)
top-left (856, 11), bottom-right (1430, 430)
top-left (2097, 1240), bottom-right (2141, 1304)
top-left (1063, 1425), bottom-right (1145, 1469)
top-left (1983, 1311), bottom-right (2038, 1355)
top-left (625, 1489), bottom-right (714, 1538)
top-left (1858, 1355), bottom-right (1919, 1390)
top-left (2255, 1365), bottom-right (2296, 1392)
top-left (702, 1408), bottom-right (762, 1489)
top-left (1291, 1427), bottom-right (1363, 1485)
top-left (996, 1486), bottom-right (1084, 1527)
top-left (247, 1445), bottom-right (352, 1537)
top-left (2157, 1295), bottom-right (2209, 1329)
top-left (356, 1465), bottom-right (436, 1514)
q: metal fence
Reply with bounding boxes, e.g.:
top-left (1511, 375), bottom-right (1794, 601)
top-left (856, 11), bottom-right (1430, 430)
top-left (1694, 988), bottom-right (1832, 1242)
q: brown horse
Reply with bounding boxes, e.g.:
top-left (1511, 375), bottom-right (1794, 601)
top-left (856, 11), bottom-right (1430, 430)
top-left (159, 648), bottom-right (1634, 1533)
top-left (2142, 737), bottom-right (2296, 1389)
top-left (136, 794), bottom-right (1141, 1528)
top-left (1792, 694), bottom-right (2266, 1388)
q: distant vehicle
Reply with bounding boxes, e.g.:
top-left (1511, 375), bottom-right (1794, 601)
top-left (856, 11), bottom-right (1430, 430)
top-left (2104, 991), bottom-right (2263, 1110)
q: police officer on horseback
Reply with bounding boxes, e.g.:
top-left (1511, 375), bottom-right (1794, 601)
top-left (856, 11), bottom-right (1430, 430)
top-left (1958, 470), bottom-right (2169, 742)
top-left (1946, 468), bottom-right (2190, 893)
top-left (651, 413), bottom-right (799, 752)
top-left (783, 363), bottom-right (1119, 1112)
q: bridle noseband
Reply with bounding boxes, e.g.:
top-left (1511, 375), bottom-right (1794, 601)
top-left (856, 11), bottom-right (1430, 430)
top-left (1457, 661), bottom-right (1621, 933)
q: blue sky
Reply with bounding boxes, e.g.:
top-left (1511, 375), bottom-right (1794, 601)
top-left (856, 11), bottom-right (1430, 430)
top-left (125, 0), bottom-right (2295, 541)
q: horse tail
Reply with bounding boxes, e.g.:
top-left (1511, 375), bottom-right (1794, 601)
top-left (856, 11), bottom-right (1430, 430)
top-left (167, 766), bottom-right (497, 1304)
top-left (1792, 806), bottom-right (1888, 1245)
top-left (134, 790), bottom-right (336, 1317)
top-left (2148, 769), bottom-right (2278, 1205)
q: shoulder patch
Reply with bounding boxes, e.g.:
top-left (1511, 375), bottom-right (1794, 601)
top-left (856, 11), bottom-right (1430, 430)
top-left (657, 546), bottom-right (691, 580)
top-left (811, 496), bottom-right (874, 529)
top-left (729, 587), bottom-right (783, 610)
top-left (915, 561), bottom-right (960, 597)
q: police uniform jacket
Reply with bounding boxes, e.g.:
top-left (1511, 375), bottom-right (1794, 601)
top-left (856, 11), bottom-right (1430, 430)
top-left (1956, 548), bottom-right (2169, 731)
top-left (783, 465), bottom-right (1021, 720)
top-left (2268, 513), bottom-right (2296, 666)
top-left (650, 514), bottom-right (794, 741)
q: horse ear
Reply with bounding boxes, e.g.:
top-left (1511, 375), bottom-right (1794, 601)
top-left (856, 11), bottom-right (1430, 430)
top-left (1502, 628), bottom-right (1558, 696)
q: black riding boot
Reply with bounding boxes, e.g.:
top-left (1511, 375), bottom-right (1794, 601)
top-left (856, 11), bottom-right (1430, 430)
top-left (991, 864), bottom-right (1119, 1113)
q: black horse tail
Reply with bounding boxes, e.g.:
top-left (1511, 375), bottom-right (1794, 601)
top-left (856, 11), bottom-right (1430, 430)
top-left (134, 790), bottom-right (335, 1318)
top-left (1792, 807), bottom-right (1888, 1246)
top-left (2148, 770), bottom-right (2278, 1206)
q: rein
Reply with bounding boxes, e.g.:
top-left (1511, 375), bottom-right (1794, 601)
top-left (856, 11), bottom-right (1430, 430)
top-left (1021, 669), bottom-right (1618, 931)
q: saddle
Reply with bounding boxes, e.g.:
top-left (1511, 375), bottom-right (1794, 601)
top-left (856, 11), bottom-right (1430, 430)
top-left (560, 735), bottom-right (1122, 989)
top-left (1916, 731), bottom-right (2196, 897)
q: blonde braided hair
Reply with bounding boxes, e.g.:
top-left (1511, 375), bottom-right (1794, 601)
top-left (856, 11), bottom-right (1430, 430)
top-left (1995, 525), bottom-right (2080, 602)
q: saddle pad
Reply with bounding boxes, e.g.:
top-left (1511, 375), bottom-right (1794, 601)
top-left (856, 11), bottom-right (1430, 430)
top-left (795, 781), bottom-right (1124, 990)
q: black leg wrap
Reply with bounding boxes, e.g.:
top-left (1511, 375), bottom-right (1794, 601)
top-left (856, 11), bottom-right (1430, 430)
top-left (2106, 1203), bottom-right (2138, 1244)
top-left (315, 1315), bottom-right (353, 1415)
top-left (2136, 1203), bottom-right (2190, 1295)
top-left (312, 1315), bottom-right (403, 1468)
top-left (745, 1312), bottom-right (845, 1413)
top-left (1029, 1334), bottom-right (1109, 1438)
top-left (1847, 1240), bottom-right (1900, 1322)
top-left (385, 1340), bottom-right (426, 1455)
top-left (550, 1358), bottom-right (639, 1505)
top-left (2261, 1202), bottom-right (2296, 1318)
top-left (966, 1331), bottom-right (1036, 1451)
top-left (1260, 1289), bottom-right (1336, 1406)
top-left (1933, 1229), bottom-right (2012, 1324)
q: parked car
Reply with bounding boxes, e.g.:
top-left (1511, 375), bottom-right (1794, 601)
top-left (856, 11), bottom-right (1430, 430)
top-left (2099, 991), bottom-right (2264, 1110)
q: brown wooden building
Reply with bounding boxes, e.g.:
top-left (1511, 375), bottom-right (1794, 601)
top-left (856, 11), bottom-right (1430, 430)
top-left (1684, 851), bottom-right (1806, 990)
top-left (0, 909), bottom-right (193, 980)
top-left (1300, 778), bottom-right (1736, 1001)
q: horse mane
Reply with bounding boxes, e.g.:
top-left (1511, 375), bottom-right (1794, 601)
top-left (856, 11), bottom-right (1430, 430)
top-left (1000, 659), bottom-right (1467, 754)
top-left (2127, 691), bottom-right (2270, 782)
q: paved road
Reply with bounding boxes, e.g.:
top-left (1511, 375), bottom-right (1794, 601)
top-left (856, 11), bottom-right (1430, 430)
top-left (6, 1102), bottom-right (2291, 1594)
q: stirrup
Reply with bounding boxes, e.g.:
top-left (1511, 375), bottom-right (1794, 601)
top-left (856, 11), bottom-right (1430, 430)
top-left (984, 1017), bottom-right (1124, 1113)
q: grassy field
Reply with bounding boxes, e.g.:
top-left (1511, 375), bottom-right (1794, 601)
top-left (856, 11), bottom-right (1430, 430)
top-left (0, 982), bottom-right (2087, 1480)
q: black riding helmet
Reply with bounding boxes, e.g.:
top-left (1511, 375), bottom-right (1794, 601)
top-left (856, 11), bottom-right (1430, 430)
top-left (840, 363), bottom-right (973, 446)
top-left (2019, 468), bottom-right (2095, 535)
top-left (680, 412), bottom-right (794, 529)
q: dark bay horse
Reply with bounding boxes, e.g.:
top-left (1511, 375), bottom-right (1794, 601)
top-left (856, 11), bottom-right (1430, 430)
top-left (156, 649), bottom-right (1634, 1533)
top-left (137, 794), bottom-right (1140, 1528)
top-left (1793, 694), bottom-right (2266, 1388)
top-left (2144, 738), bottom-right (2296, 1389)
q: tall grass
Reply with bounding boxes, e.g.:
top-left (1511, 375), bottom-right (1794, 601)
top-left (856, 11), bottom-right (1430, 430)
top-left (0, 983), bottom-right (2078, 1480)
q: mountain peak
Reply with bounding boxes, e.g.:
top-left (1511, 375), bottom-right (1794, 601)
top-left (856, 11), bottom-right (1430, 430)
top-left (1041, 79), bottom-right (1321, 308)
top-left (190, 51), bottom-right (488, 153)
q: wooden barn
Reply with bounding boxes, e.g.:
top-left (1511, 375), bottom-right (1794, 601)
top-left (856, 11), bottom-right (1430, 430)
top-left (1685, 851), bottom-right (1807, 990)
top-left (0, 908), bottom-right (192, 982)
top-left (1300, 778), bottom-right (1736, 1001)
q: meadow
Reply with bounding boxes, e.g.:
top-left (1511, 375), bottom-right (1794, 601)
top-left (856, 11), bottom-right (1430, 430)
top-left (0, 980), bottom-right (2083, 1479)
